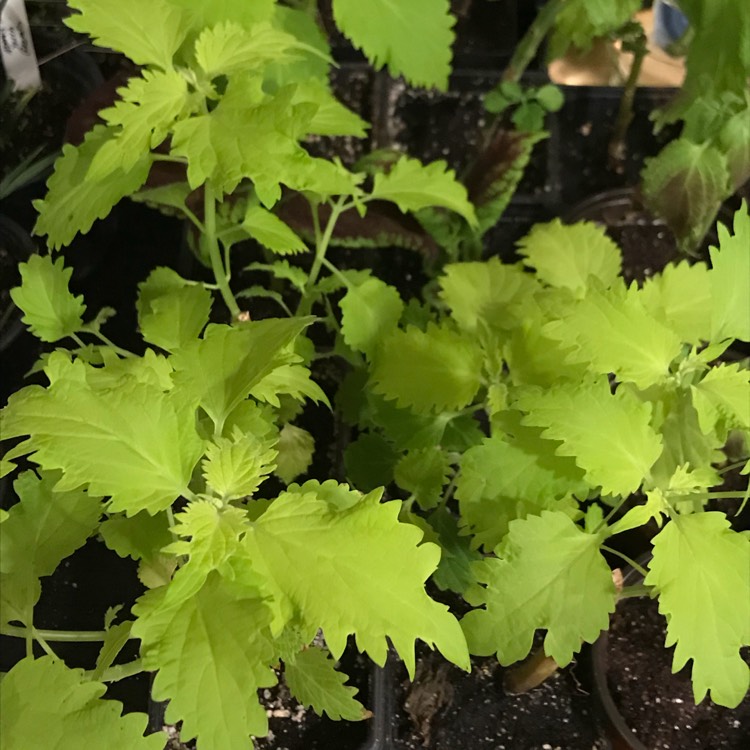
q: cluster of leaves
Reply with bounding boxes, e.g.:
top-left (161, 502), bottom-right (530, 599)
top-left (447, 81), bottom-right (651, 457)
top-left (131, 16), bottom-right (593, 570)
top-left (0, 255), bottom-right (471, 749)
top-left (334, 205), bottom-right (750, 708)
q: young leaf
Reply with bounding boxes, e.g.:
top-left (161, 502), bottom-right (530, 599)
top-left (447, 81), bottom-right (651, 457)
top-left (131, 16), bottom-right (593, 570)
top-left (439, 258), bottom-right (538, 333)
top-left (515, 378), bottom-right (663, 497)
top-left (339, 277), bottom-right (404, 358)
top-left (202, 428), bottom-right (277, 501)
top-left (170, 318), bottom-right (311, 430)
top-left (640, 261), bottom-right (712, 344)
top-left (370, 157), bottom-right (477, 227)
top-left (132, 572), bottom-right (277, 749)
top-left (394, 447), bottom-right (451, 510)
top-left (371, 323), bottom-right (483, 414)
top-left (427, 506), bottom-right (484, 595)
top-left (646, 513), bottom-right (750, 708)
top-left (274, 423), bottom-right (314, 484)
top-left (137, 267), bottom-right (212, 352)
top-left (284, 646), bottom-right (367, 721)
top-left (242, 204), bottom-right (308, 255)
top-left (461, 511), bottom-right (616, 666)
top-left (546, 286), bottom-right (682, 389)
top-left (88, 70), bottom-right (191, 180)
top-left (250, 364), bottom-right (329, 408)
top-left (10, 255), bottom-right (85, 342)
top-left (194, 21), bottom-right (299, 78)
top-left (710, 202), bottom-right (750, 342)
top-left (517, 219), bottom-right (622, 298)
top-left (0, 471), bottom-right (100, 625)
top-left (455, 435), bottom-right (586, 551)
top-left (692, 363), bottom-right (750, 434)
top-left (332, 0), bottom-right (455, 90)
top-left (291, 78), bottom-right (368, 137)
top-left (244, 484), bottom-right (470, 675)
top-left (642, 139), bottom-right (731, 253)
top-left (34, 125), bottom-right (152, 250)
top-left (0, 657), bottom-right (162, 750)
top-left (0, 369), bottom-right (204, 516)
top-left (66, 0), bottom-right (187, 70)
top-left (100, 510), bottom-right (172, 562)
top-left (245, 260), bottom-right (309, 291)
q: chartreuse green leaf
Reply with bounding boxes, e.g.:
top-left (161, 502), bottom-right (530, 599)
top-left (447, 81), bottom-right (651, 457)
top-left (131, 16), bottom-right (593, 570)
top-left (242, 204), bottom-right (308, 255)
top-left (370, 157), bottom-right (476, 227)
top-left (546, 285), bottom-right (682, 389)
top-left (640, 261), bottom-right (712, 344)
top-left (332, 0), bottom-right (455, 89)
top-left (0, 471), bottom-right (100, 625)
top-left (170, 0), bottom-right (275, 33)
top-left (462, 511), bottom-right (616, 666)
top-left (66, 0), bottom-right (187, 70)
top-left (170, 317), bottom-right (311, 431)
top-left (515, 378), bottom-right (663, 496)
top-left (371, 323), bottom-right (483, 414)
top-left (194, 21), bottom-right (299, 78)
top-left (133, 572), bottom-right (277, 749)
top-left (456, 435), bottom-right (586, 551)
top-left (10, 255), bottom-right (85, 342)
top-left (34, 125), bottom-right (153, 250)
top-left (548, 0), bottom-right (640, 57)
top-left (0, 361), bottom-right (203, 515)
top-left (202, 428), bottom-right (277, 501)
top-left (100, 510), bottom-right (172, 562)
top-left (692, 363), bottom-right (750, 434)
top-left (642, 139), bottom-right (731, 253)
top-left (89, 69), bottom-right (191, 180)
top-left (710, 202), bottom-right (750, 342)
top-left (274, 423), bottom-right (314, 484)
top-left (284, 646), bottom-right (367, 721)
top-left (340, 277), bottom-right (404, 358)
top-left (291, 78), bottom-right (368, 137)
top-left (394, 447), bottom-right (451, 510)
top-left (646, 513), bottom-right (750, 707)
top-left (137, 267), bottom-right (212, 352)
top-left (439, 258), bottom-right (539, 332)
top-left (245, 482), bottom-right (470, 676)
top-left (251, 363), bottom-right (329, 408)
top-left (0, 657), bottom-right (162, 750)
top-left (517, 219), bottom-right (622, 298)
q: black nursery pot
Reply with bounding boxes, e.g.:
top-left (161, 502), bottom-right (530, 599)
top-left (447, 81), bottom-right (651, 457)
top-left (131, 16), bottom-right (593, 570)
top-left (591, 562), bottom-right (750, 750)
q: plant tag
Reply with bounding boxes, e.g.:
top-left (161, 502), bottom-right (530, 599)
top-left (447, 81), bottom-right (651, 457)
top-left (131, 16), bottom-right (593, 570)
top-left (0, 0), bottom-right (41, 90)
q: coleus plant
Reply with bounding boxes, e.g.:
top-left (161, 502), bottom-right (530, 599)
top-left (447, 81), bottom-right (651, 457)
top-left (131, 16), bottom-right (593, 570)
top-left (336, 203), bottom-right (750, 709)
top-left (0, 0), bottom-right (481, 748)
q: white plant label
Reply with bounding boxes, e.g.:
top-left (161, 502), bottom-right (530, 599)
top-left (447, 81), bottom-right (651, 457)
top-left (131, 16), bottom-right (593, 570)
top-left (1, 0), bottom-right (41, 90)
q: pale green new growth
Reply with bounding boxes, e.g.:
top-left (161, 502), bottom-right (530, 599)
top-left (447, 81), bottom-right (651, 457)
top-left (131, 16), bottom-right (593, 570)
top-left (242, 204), bottom-right (308, 255)
top-left (515, 378), bottom-right (663, 496)
top-left (692, 363), bottom-right (750, 434)
top-left (137, 267), bottom-right (213, 352)
top-left (0, 657), bottom-right (162, 750)
top-left (285, 646), bottom-right (367, 722)
top-left (0, 471), bottom-right (100, 625)
top-left (462, 511), bottom-right (616, 666)
top-left (133, 573), bottom-right (277, 749)
top-left (244, 484), bottom-right (470, 676)
top-left (10, 255), bottom-right (85, 342)
top-left (340, 277), bottom-right (404, 358)
top-left (646, 513), bottom-right (750, 707)
top-left (394, 447), bottom-right (451, 510)
top-left (372, 323), bottom-right (483, 414)
top-left (517, 219), bottom-right (622, 298)
top-left (332, 0), bottom-right (455, 90)
top-left (274, 423), bottom-right (315, 484)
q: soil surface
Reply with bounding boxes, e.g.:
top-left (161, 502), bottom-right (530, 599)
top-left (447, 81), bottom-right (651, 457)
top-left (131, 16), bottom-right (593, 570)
top-left (605, 595), bottom-right (750, 749)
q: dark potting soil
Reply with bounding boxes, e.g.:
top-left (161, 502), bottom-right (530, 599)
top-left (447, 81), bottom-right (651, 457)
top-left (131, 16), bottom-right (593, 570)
top-left (606, 595), bottom-right (750, 749)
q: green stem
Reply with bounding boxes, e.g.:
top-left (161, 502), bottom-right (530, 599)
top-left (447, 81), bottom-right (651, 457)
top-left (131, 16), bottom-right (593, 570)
top-left (297, 197), bottom-right (347, 316)
top-left (32, 628), bottom-right (59, 658)
top-left (502, 0), bottom-right (568, 83)
top-left (601, 545), bottom-right (649, 578)
top-left (3, 625), bottom-right (113, 642)
top-left (92, 331), bottom-right (135, 358)
top-left (182, 204), bottom-right (205, 234)
top-left (705, 491), bottom-right (749, 499)
top-left (618, 583), bottom-right (652, 600)
top-left (203, 182), bottom-right (242, 320)
top-left (608, 30), bottom-right (648, 171)
top-left (71, 332), bottom-right (87, 350)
